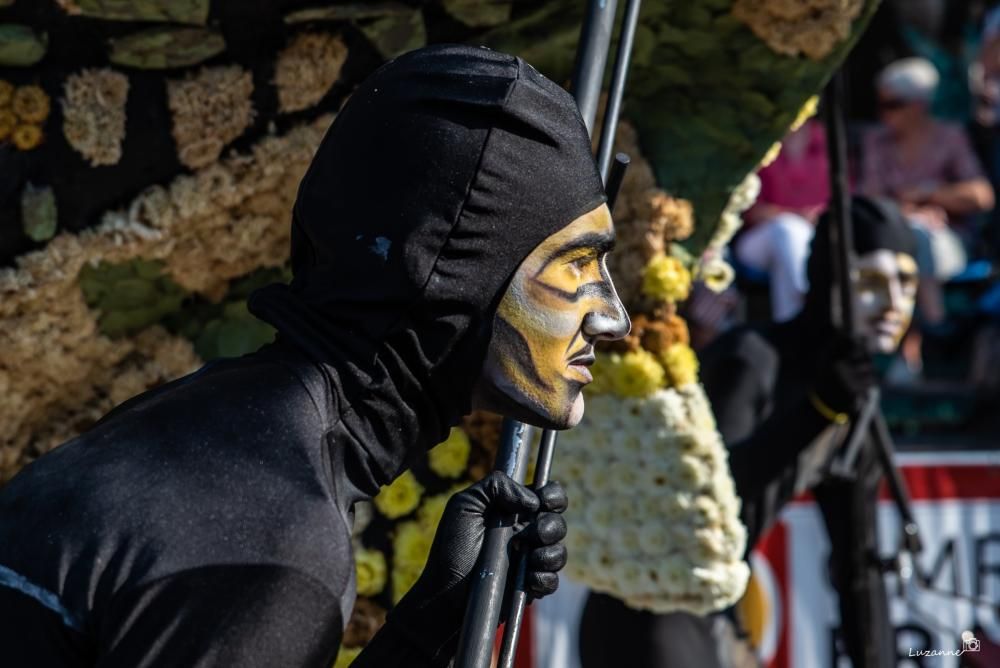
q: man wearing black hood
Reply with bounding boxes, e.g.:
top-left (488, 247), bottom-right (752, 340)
top-left (0, 44), bottom-right (629, 667)
top-left (581, 196), bottom-right (918, 668)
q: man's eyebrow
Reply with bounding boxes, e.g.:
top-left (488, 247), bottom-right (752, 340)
top-left (543, 232), bottom-right (616, 263)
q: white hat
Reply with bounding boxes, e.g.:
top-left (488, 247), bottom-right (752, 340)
top-left (877, 57), bottom-right (939, 103)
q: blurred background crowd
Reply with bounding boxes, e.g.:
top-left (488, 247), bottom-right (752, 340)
top-left (687, 0), bottom-right (1000, 451)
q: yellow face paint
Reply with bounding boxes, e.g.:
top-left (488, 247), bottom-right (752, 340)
top-left (474, 204), bottom-right (629, 428)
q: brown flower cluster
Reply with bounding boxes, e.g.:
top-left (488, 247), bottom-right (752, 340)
top-left (62, 68), bottom-right (129, 166)
top-left (0, 116), bottom-right (333, 482)
top-left (604, 307), bottom-right (690, 355)
top-left (461, 410), bottom-right (502, 480)
top-left (732, 0), bottom-right (865, 60)
top-left (343, 597), bottom-right (387, 648)
top-left (598, 122), bottom-right (695, 312)
top-left (168, 65), bottom-right (255, 170)
top-left (275, 32), bottom-right (348, 113)
top-left (0, 81), bottom-right (49, 151)
top-left (0, 326), bottom-right (200, 482)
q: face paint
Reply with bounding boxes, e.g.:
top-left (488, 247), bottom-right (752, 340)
top-left (854, 249), bottom-right (918, 354)
top-left (473, 204), bottom-right (630, 429)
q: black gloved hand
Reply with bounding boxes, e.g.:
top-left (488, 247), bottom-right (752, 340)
top-left (366, 471), bottom-right (567, 666)
top-left (811, 333), bottom-right (876, 414)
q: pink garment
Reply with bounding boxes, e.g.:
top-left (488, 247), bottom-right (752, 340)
top-left (757, 121), bottom-right (831, 210)
top-left (859, 121), bottom-right (984, 199)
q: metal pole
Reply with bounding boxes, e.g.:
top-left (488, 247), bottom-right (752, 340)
top-left (570, 0), bottom-right (619, 134)
top-left (453, 419), bottom-right (534, 668)
top-left (823, 71), bottom-right (856, 333)
top-left (596, 0), bottom-right (642, 182)
top-left (457, 2), bottom-right (632, 663)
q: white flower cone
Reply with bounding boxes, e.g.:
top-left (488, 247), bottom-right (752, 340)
top-left (556, 385), bottom-right (750, 615)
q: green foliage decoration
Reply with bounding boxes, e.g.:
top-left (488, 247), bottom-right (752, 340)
top-left (359, 7), bottom-right (426, 60)
top-left (108, 27), bottom-right (225, 69)
top-left (21, 183), bottom-right (57, 242)
top-left (0, 24), bottom-right (47, 66)
top-left (165, 267), bottom-right (289, 361)
top-left (284, 2), bottom-right (412, 24)
top-left (79, 259), bottom-right (187, 338)
top-left (442, 0), bottom-right (512, 28)
top-left (56, 0), bottom-right (209, 25)
top-left (482, 0), bottom-right (882, 253)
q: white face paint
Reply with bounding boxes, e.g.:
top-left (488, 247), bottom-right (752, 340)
top-left (854, 249), bottom-right (919, 354)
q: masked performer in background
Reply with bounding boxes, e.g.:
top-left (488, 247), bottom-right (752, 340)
top-left (581, 196), bottom-right (917, 668)
top-left (0, 44), bottom-right (630, 667)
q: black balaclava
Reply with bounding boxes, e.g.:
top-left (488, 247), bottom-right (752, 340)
top-left (249, 44), bottom-right (604, 496)
top-left (804, 195), bottom-right (917, 315)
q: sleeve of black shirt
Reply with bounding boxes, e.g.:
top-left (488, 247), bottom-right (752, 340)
top-left (96, 565), bottom-right (344, 668)
top-left (701, 330), bottom-right (830, 501)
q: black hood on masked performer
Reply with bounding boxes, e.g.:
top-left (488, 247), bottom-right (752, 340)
top-left (249, 44), bottom-right (605, 495)
top-left (803, 195), bottom-right (917, 313)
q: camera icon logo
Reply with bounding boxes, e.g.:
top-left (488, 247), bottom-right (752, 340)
top-left (962, 635), bottom-right (980, 653)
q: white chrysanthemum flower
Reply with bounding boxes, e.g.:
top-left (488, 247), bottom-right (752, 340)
top-left (616, 526), bottom-right (644, 555)
top-left (582, 463), bottom-right (614, 495)
top-left (672, 454), bottom-right (711, 490)
top-left (584, 497), bottom-right (616, 529)
top-left (561, 383), bottom-right (748, 614)
top-left (652, 554), bottom-right (692, 595)
top-left (638, 523), bottom-right (672, 556)
top-left (690, 495), bottom-right (722, 527)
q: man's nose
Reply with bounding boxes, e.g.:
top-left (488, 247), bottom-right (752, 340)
top-left (581, 283), bottom-right (630, 342)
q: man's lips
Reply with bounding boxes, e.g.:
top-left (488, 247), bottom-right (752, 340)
top-left (567, 352), bottom-right (595, 383)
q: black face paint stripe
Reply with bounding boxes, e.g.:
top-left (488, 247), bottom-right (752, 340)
top-left (493, 316), bottom-right (554, 392)
top-left (531, 277), bottom-right (616, 302)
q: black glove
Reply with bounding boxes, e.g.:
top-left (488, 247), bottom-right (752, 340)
top-left (811, 334), bottom-right (876, 414)
top-left (355, 471), bottom-right (567, 667)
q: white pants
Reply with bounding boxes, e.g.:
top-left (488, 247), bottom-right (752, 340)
top-left (734, 212), bottom-right (815, 322)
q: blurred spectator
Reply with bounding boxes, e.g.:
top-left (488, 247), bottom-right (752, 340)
top-left (899, 0), bottom-right (984, 124)
top-left (860, 57), bottom-right (994, 377)
top-left (734, 120), bottom-right (829, 322)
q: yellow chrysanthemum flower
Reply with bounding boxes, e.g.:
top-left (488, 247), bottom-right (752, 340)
top-left (428, 428), bottom-right (471, 478)
top-left (611, 349), bottom-right (665, 398)
top-left (641, 254), bottom-right (691, 303)
top-left (12, 85), bottom-right (50, 124)
top-left (333, 645), bottom-right (362, 668)
top-left (393, 520), bottom-right (433, 570)
top-left (759, 140), bottom-right (782, 169)
top-left (355, 547), bottom-right (387, 597)
top-left (790, 94), bottom-right (820, 132)
top-left (391, 561), bottom-right (423, 604)
top-left (584, 352), bottom-right (621, 396)
top-left (660, 343), bottom-right (699, 387)
top-left (373, 470), bottom-right (423, 519)
top-left (12, 124), bottom-right (43, 151)
top-left (0, 80), bottom-right (13, 108)
top-left (416, 492), bottom-right (451, 531)
top-left (0, 109), bottom-right (16, 142)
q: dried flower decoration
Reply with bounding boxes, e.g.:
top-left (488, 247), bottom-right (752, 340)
top-left (1, 116), bottom-right (330, 478)
top-left (108, 27), bottom-right (224, 70)
top-left (62, 69), bottom-right (129, 167)
top-left (732, 0), bottom-right (865, 61)
top-left (0, 24), bottom-right (47, 66)
top-left (12, 85), bottom-right (49, 123)
top-left (11, 123), bottom-right (42, 150)
top-left (274, 32), bottom-right (347, 113)
top-left (56, 0), bottom-right (209, 24)
top-left (0, 82), bottom-right (49, 151)
top-left (167, 65), bottom-right (254, 170)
